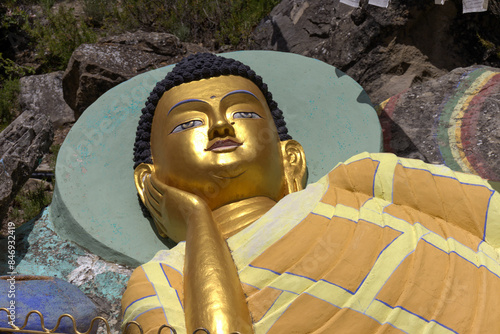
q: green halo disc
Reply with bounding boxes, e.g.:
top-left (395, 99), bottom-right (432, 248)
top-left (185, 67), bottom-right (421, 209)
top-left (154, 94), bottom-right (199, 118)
top-left (50, 51), bottom-right (381, 266)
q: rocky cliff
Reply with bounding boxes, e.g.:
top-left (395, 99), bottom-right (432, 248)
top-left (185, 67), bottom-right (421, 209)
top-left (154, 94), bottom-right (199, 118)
top-left (252, 0), bottom-right (500, 103)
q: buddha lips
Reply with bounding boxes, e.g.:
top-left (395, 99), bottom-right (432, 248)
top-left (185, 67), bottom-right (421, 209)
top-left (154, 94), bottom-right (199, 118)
top-left (206, 139), bottom-right (242, 152)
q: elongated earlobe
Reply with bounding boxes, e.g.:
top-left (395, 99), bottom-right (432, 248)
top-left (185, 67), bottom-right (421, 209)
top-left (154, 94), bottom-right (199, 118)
top-left (134, 163), bottom-right (155, 204)
top-left (281, 140), bottom-right (307, 195)
top-left (134, 163), bottom-right (169, 238)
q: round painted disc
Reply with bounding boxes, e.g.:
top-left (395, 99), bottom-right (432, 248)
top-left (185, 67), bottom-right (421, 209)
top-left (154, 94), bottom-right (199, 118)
top-left (50, 51), bottom-right (381, 266)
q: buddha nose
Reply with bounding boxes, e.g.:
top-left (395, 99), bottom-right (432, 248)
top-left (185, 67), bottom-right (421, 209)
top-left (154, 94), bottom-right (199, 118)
top-left (208, 119), bottom-right (236, 140)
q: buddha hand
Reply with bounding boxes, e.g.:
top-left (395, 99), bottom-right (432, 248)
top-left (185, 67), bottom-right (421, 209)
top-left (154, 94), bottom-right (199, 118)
top-left (142, 172), bottom-right (211, 241)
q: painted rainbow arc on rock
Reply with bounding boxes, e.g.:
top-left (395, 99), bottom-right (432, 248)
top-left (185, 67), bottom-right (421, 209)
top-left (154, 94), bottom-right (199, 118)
top-left (438, 68), bottom-right (500, 180)
top-left (378, 67), bottom-right (500, 182)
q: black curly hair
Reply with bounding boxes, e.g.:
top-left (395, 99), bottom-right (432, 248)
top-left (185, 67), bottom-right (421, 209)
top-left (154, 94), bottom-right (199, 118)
top-left (133, 52), bottom-right (292, 169)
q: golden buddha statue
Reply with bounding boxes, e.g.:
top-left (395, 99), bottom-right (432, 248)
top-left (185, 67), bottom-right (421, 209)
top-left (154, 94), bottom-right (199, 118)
top-left (122, 53), bottom-right (500, 334)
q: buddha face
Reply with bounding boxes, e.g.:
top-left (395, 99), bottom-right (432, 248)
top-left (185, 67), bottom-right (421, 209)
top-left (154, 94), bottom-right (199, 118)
top-left (150, 75), bottom-right (286, 210)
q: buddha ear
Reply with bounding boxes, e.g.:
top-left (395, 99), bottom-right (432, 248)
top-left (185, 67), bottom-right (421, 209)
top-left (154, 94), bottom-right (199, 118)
top-left (281, 140), bottom-right (307, 195)
top-left (134, 163), bottom-right (155, 204)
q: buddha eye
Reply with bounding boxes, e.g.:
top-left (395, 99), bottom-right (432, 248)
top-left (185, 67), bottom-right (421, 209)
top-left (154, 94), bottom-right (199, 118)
top-left (233, 111), bottom-right (261, 119)
top-left (171, 120), bottom-right (203, 133)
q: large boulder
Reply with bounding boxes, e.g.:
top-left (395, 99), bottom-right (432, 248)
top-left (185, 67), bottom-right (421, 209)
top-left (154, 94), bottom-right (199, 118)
top-left (98, 30), bottom-right (187, 57)
top-left (0, 110), bottom-right (53, 219)
top-left (252, 0), bottom-right (500, 104)
top-left (0, 276), bottom-right (99, 333)
top-left (376, 65), bottom-right (500, 181)
top-left (0, 212), bottom-right (132, 333)
top-left (63, 31), bottom-right (207, 117)
top-left (19, 71), bottom-right (75, 128)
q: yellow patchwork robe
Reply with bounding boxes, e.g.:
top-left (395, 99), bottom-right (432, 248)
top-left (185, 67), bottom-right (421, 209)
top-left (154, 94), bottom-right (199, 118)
top-left (122, 153), bottom-right (500, 334)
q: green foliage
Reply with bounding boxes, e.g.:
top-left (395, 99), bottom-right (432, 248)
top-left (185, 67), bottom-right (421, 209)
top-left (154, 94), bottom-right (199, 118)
top-left (39, 0), bottom-right (55, 12)
top-left (2, 0), bottom-right (279, 77)
top-left (49, 143), bottom-right (61, 170)
top-left (83, 0), bottom-right (114, 27)
top-left (118, 0), bottom-right (166, 30)
top-left (0, 4), bottom-right (34, 131)
top-left (478, 32), bottom-right (495, 50)
top-left (0, 4), bottom-right (31, 55)
top-left (25, 6), bottom-right (98, 70)
top-left (0, 52), bottom-right (34, 79)
top-left (11, 181), bottom-right (52, 222)
top-left (218, 0), bottom-right (280, 46)
top-left (477, 32), bottom-right (500, 59)
top-left (0, 78), bottom-right (20, 131)
top-left (103, 0), bottom-right (280, 46)
top-left (1, 4), bottom-right (29, 31)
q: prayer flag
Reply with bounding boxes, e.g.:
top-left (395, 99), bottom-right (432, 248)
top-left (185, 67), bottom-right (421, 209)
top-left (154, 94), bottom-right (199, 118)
top-left (369, 0), bottom-right (390, 8)
top-left (339, 0), bottom-right (361, 7)
top-left (463, 0), bottom-right (488, 12)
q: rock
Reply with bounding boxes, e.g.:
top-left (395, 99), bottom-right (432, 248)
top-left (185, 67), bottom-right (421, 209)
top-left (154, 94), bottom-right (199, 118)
top-left (63, 30), bottom-right (207, 117)
top-left (99, 30), bottom-right (184, 57)
top-left (345, 43), bottom-right (446, 105)
top-left (62, 43), bottom-right (169, 118)
top-left (376, 65), bottom-right (500, 181)
top-left (0, 210), bottom-right (133, 333)
top-left (19, 71), bottom-right (75, 128)
top-left (22, 178), bottom-right (53, 193)
top-left (0, 275), bottom-right (99, 333)
top-left (0, 110), bottom-right (53, 220)
top-left (252, 0), bottom-right (500, 104)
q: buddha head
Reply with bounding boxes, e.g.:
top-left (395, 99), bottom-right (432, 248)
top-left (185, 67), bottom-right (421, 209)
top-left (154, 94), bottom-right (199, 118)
top-left (133, 53), bottom-right (307, 242)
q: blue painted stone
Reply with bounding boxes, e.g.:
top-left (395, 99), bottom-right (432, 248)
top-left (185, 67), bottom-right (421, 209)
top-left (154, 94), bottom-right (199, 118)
top-left (0, 276), bottom-right (99, 333)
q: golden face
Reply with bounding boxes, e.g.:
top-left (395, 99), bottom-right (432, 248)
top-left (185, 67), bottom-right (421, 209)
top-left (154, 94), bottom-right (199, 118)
top-left (150, 75), bottom-right (286, 210)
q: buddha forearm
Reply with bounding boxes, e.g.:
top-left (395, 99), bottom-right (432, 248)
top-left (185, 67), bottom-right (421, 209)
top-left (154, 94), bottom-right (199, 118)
top-left (184, 212), bottom-right (254, 334)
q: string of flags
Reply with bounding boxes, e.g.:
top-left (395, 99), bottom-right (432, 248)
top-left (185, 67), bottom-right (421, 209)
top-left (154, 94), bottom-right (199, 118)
top-left (339, 0), bottom-right (488, 13)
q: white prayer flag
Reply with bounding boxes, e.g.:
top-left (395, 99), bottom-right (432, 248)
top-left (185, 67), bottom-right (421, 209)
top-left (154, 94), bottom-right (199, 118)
top-left (340, 0), bottom-right (488, 13)
top-left (368, 0), bottom-right (390, 8)
top-left (463, 0), bottom-right (488, 12)
top-left (339, 0), bottom-right (361, 8)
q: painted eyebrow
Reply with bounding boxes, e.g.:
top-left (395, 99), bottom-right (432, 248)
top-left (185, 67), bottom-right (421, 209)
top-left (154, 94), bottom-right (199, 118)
top-left (168, 99), bottom-right (207, 115)
top-left (167, 90), bottom-right (259, 115)
top-left (221, 90), bottom-right (259, 102)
